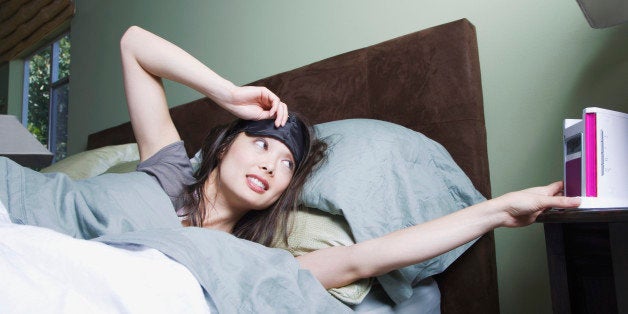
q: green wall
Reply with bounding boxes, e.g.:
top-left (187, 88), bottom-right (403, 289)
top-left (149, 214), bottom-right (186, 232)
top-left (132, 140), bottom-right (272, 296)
top-left (68, 1), bottom-right (628, 313)
top-left (2, 61), bottom-right (24, 118)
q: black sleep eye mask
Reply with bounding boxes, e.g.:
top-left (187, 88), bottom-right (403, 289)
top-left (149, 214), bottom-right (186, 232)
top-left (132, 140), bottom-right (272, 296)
top-left (232, 114), bottom-right (309, 169)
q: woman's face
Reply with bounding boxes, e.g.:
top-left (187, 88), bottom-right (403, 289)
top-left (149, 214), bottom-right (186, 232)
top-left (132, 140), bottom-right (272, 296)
top-left (215, 133), bottom-right (295, 211)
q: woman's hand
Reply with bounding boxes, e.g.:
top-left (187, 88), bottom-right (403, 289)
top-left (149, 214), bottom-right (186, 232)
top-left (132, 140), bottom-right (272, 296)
top-left (220, 85), bottom-right (289, 127)
top-left (495, 181), bottom-right (580, 228)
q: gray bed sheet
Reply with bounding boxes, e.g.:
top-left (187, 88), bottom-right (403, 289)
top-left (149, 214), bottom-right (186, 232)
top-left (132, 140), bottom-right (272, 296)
top-left (355, 278), bottom-right (441, 314)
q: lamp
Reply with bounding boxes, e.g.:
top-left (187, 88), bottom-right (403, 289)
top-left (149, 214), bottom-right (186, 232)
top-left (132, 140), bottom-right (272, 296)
top-left (0, 115), bottom-right (53, 168)
top-left (576, 0), bottom-right (628, 28)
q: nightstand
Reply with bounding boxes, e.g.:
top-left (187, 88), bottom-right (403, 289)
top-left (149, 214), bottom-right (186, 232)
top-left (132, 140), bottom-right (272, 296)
top-left (536, 208), bottom-right (628, 314)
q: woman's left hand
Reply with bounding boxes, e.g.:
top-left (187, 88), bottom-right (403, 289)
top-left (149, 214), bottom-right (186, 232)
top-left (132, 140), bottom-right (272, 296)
top-left (496, 181), bottom-right (580, 228)
top-left (220, 85), bottom-right (289, 127)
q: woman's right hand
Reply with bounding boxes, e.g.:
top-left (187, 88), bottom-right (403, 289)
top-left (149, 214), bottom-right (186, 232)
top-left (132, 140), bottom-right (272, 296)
top-left (219, 85), bottom-right (289, 127)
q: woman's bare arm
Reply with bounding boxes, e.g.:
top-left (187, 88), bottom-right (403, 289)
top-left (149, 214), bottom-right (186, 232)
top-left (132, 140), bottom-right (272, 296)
top-left (119, 26), bottom-right (288, 161)
top-left (297, 181), bottom-right (580, 289)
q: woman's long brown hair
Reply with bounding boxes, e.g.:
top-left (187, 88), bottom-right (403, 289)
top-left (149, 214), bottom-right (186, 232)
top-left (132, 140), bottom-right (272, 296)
top-left (180, 113), bottom-right (326, 246)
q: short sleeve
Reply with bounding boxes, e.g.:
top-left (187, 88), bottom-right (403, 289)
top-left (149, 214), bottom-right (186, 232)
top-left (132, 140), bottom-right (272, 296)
top-left (136, 141), bottom-right (196, 210)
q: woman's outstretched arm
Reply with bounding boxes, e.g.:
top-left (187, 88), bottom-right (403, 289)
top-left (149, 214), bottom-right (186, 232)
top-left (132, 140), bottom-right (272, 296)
top-left (119, 26), bottom-right (288, 161)
top-left (297, 181), bottom-right (580, 289)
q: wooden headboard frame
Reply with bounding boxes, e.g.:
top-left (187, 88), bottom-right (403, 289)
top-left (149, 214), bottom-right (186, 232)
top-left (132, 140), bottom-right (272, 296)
top-left (87, 19), bottom-right (498, 313)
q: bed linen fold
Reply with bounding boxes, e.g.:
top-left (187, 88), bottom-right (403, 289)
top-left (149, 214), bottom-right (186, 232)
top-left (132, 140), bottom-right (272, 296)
top-left (0, 157), bottom-right (180, 239)
top-left (97, 228), bottom-right (351, 313)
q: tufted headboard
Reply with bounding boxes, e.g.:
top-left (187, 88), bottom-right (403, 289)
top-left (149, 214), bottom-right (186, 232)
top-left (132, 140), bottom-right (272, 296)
top-left (87, 18), bottom-right (498, 313)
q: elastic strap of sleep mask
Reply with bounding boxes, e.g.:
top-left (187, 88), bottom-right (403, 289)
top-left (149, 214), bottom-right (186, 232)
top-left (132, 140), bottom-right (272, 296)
top-left (232, 114), bottom-right (309, 169)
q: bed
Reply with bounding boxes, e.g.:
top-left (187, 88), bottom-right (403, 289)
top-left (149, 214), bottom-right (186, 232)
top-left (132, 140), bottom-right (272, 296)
top-left (3, 18), bottom-right (498, 313)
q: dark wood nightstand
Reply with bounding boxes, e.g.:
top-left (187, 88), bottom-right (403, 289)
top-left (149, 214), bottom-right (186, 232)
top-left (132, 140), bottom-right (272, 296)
top-left (536, 208), bottom-right (628, 314)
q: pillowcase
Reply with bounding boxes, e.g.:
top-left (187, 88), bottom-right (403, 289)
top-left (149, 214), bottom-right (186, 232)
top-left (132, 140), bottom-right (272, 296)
top-left (299, 119), bottom-right (487, 304)
top-left (41, 143), bottom-right (139, 180)
top-left (272, 207), bottom-right (372, 305)
top-left (105, 160), bottom-right (140, 174)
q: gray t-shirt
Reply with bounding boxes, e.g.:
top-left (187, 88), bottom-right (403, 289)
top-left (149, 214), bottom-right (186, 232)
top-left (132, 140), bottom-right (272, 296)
top-left (136, 141), bottom-right (196, 211)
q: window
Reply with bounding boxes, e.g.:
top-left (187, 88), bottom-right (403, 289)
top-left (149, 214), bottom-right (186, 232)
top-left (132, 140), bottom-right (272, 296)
top-left (22, 33), bottom-right (71, 161)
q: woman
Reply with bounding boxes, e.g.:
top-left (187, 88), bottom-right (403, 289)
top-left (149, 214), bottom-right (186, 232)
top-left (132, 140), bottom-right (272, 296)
top-left (120, 26), bottom-right (580, 291)
top-left (121, 26), bottom-right (326, 249)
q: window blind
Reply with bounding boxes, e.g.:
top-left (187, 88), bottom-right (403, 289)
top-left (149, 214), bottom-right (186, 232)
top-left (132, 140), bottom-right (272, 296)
top-left (0, 0), bottom-right (74, 64)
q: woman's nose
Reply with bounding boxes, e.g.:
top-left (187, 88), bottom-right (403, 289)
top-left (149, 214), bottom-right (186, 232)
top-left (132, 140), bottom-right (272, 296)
top-left (261, 165), bottom-right (274, 175)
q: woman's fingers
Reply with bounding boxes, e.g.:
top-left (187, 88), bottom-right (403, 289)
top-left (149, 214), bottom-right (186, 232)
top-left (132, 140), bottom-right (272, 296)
top-left (522, 182), bottom-right (580, 212)
top-left (523, 181), bottom-right (563, 196)
top-left (227, 86), bottom-right (289, 123)
top-left (504, 181), bottom-right (580, 220)
top-left (545, 181), bottom-right (564, 196)
top-left (277, 102), bottom-right (288, 126)
top-left (266, 95), bottom-right (288, 127)
top-left (255, 87), bottom-right (289, 127)
top-left (541, 194), bottom-right (580, 209)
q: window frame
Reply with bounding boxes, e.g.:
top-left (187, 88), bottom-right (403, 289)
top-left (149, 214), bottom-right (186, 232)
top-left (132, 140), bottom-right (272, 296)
top-left (21, 31), bottom-right (70, 161)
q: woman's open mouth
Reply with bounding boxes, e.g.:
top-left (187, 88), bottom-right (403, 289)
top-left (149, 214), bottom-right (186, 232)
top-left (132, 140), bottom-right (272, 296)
top-left (246, 175), bottom-right (268, 193)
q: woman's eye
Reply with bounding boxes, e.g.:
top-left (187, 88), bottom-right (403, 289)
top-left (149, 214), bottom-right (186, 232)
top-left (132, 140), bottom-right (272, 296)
top-left (254, 139), bottom-right (267, 149)
top-left (281, 160), bottom-right (294, 170)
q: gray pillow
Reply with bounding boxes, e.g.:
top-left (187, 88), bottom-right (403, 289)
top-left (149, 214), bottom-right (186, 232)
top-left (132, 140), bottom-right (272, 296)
top-left (299, 119), bottom-right (486, 304)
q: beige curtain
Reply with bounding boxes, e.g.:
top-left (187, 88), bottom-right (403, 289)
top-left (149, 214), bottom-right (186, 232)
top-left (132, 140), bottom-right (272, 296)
top-left (0, 0), bottom-right (75, 64)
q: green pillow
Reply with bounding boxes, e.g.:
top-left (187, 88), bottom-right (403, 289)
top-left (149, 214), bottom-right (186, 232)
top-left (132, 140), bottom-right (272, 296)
top-left (105, 160), bottom-right (140, 174)
top-left (273, 207), bottom-right (372, 305)
top-left (299, 119), bottom-right (486, 303)
top-left (41, 144), bottom-right (139, 180)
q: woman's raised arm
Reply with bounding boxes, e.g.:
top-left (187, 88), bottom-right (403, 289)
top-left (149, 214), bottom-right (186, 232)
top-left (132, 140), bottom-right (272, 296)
top-left (297, 181), bottom-right (580, 289)
top-left (119, 26), bottom-right (288, 161)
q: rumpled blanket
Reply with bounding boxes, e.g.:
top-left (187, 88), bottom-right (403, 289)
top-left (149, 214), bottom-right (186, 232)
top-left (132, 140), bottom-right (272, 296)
top-left (0, 157), bottom-right (350, 313)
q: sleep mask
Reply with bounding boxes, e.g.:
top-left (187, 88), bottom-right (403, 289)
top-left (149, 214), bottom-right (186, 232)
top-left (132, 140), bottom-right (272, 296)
top-left (233, 114), bottom-right (309, 169)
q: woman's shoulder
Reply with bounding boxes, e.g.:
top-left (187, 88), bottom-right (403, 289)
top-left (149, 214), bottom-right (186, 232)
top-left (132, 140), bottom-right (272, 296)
top-left (136, 141), bottom-right (195, 208)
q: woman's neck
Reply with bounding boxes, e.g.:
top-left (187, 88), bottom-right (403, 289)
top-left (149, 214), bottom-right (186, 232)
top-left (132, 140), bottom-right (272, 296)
top-left (198, 172), bottom-right (247, 233)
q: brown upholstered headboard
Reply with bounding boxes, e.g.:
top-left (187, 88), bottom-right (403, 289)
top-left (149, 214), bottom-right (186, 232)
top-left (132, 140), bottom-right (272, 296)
top-left (87, 19), bottom-right (498, 313)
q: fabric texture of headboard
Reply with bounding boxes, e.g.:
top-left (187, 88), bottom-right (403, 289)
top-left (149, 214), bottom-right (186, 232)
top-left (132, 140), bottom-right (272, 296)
top-left (87, 18), bottom-right (498, 313)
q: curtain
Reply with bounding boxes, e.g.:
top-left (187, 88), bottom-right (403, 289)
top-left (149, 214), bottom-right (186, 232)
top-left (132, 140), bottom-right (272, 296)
top-left (0, 0), bottom-right (75, 64)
